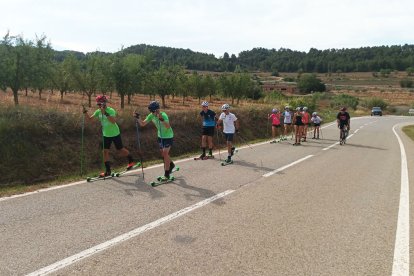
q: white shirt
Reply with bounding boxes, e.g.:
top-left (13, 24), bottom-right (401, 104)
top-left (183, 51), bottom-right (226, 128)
top-left (283, 111), bottom-right (292, 124)
top-left (311, 115), bottom-right (322, 124)
top-left (219, 112), bottom-right (237, 133)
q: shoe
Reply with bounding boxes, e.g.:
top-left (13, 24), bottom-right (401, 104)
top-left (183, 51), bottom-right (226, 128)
top-left (312, 137), bottom-right (316, 139)
top-left (225, 157), bottom-right (232, 163)
top-left (126, 162), bottom-right (136, 171)
top-left (99, 171), bottom-right (111, 177)
top-left (168, 162), bottom-right (175, 174)
top-left (159, 176), bottom-right (169, 182)
top-left (199, 153), bottom-right (206, 159)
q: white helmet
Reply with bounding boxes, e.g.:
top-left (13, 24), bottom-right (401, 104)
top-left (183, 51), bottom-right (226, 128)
top-left (285, 106), bottom-right (290, 110)
top-left (303, 107), bottom-right (308, 111)
top-left (296, 107), bottom-right (301, 111)
top-left (201, 101), bottom-right (209, 107)
top-left (272, 108), bottom-right (278, 113)
top-left (221, 103), bottom-right (230, 110)
top-left (312, 112), bottom-right (317, 116)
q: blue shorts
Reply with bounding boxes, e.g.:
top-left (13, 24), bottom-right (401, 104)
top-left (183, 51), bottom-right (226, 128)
top-left (224, 133), bottom-right (234, 142)
top-left (158, 137), bottom-right (173, 149)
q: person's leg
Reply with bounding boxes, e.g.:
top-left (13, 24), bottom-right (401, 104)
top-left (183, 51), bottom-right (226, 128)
top-left (272, 125), bottom-right (276, 140)
top-left (207, 135), bottom-right (214, 155)
top-left (200, 135), bottom-right (207, 157)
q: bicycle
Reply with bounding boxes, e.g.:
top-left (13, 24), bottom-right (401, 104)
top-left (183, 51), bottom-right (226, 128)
top-left (339, 124), bottom-right (349, 145)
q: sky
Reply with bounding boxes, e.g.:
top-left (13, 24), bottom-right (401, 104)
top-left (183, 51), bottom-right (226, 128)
top-left (1, 0), bottom-right (414, 58)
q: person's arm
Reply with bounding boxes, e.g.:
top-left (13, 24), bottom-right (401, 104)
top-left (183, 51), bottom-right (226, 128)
top-left (235, 118), bottom-right (240, 132)
top-left (157, 111), bottom-right (171, 129)
top-left (102, 107), bottom-right (116, 124)
top-left (134, 112), bottom-right (150, 127)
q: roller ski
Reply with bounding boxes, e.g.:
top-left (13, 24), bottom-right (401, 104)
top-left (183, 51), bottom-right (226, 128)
top-left (221, 158), bottom-right (234, 166)
top-left (270, 138), bottom-right (281, 144)
top-left (150, 175), bottom-right (175, 187)
top-left (149, 166), bottom-right (180, 187)
top-left (194, 154), bottom-right (214, 160)
top-left (86, 171), bottom-right (113, 182)
top-left (111, 162), bottom-right (142, 177)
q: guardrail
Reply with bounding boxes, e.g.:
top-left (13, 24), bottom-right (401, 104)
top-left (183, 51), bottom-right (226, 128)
top-left (409, 109), bottom-right (414, 116)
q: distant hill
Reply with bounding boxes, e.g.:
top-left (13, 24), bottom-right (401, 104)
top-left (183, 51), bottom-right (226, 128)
top-left (53, 44), bottom-right (414, 73)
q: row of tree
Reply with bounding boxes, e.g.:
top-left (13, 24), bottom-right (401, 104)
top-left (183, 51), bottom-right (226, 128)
top-left (0, 33), bottom-right (263, 107)
top-left (122, 44), bottom-right (414, 73)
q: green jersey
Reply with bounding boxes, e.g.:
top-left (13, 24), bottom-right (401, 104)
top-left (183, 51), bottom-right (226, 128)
top-left (145, 112), bottom-right (174, 138)
top-left (92, 107), bottom-right (120, 137)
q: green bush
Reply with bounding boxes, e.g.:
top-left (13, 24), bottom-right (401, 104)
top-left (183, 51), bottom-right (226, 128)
top-left (331, 94), bottom-right (359, 110)
top-left (0, 105), bottom-right (273, 186)
top-left (360, 97), bottom-right (388, 109)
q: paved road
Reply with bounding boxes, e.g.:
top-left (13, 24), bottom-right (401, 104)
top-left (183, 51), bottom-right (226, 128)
top-left (1, 116), bottom-right (414, 275)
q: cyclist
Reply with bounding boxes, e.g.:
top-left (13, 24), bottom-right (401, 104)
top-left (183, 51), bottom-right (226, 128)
top-left (336, 107), bottom-right (350, 145)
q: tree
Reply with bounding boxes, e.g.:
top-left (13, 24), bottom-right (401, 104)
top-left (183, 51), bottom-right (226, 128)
top-left (31, 35), bottom-right (54, 99)
top-left (189, 71), bottom-right (208, 104)
top-left (67, 53), bottom-right (106, 107)
top-left (142, 65), bottom-right (180, 108)
top-left (297, 73), bottom-right (326, 94)
top-left (0, 32), bottom-right (34, 105)
top-left (111, 53), bottom-right (145, 109)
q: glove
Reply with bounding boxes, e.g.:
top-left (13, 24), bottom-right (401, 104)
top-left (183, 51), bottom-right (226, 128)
top-left (104, 112), bottom-right (110, 117)
top-left (236, 129), bottom-right (240, 133)
top-left (134, 112), bottom-right (140, 119)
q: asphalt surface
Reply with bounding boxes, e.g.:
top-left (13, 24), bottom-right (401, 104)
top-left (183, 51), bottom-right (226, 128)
top-left (1, 116), bottom-right (414, 275)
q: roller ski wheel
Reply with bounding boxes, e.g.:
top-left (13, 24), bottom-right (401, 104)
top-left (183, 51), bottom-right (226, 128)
top-left (221, 160), bottom-right (233, 166)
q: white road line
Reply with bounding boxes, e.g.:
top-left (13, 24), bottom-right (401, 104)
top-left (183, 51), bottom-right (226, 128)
top-left (26, 190), bottom-right (235, 276)
top-left (263, 155), bottom-right (313, 177)
top-left (391, 125), bottom-right (410, 276)
top-left (322, 142), bottom-right (339, 151)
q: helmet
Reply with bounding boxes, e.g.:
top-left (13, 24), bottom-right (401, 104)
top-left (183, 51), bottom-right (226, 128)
top-left (221, 103), bottom-right (230, 110)
top-left (201, 101), bottom-right (209, 107)
top-left (303, 107), bottom-right (308, 111)
top-left (296, 107), bottom-right (301, 111)
top-left (312, 112), bottom-right (317, 116)
top-left (96, 95), bottom-right (108, 104)
top-left (285, 106), bottom-right (290, 110)
top-left (148, 101), bottom-right (160, 112)
top-left (340, 107), bottom-right (347, 111)
top-left (272, 108), bottom-right (278, 113)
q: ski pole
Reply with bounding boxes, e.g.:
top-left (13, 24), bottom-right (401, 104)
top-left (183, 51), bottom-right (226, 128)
top-left (236, 132), bottom-right (253, 149)
top-left (80, 105), bottom-right (86, 176)
top-left (134, 114), bottom-right (145, 179)
top-left (216, 126), bottom-right (222, 161)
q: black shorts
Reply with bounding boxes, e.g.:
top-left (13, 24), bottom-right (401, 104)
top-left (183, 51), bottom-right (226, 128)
top-left (158, 137), bottom-right (173, 149)
top-left (314, 123), bottom-right (321, 127)
top-left (272, 124), bottom-right (281, 128)
top-left (202, 126), bottom-right (215, 136)
top-left (284, 123), bottom-right (292, 126)
top-left (103, 135), bottom-right (124, 150)
top-left (224, 133), bottom-right (234, 142)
